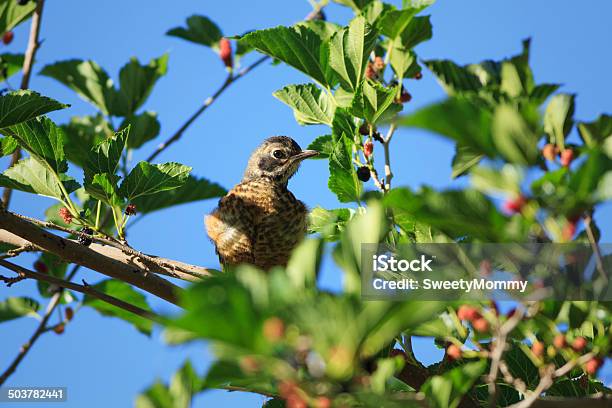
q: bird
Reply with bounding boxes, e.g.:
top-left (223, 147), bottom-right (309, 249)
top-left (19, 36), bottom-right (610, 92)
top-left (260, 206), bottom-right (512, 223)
top-left (205, 136), bottom-right (318, 270)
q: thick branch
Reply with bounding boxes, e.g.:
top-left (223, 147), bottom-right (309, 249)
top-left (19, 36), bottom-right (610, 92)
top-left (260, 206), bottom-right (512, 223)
top-left (0, 210), bottom-right (183, 305)
top-left (2, 0), bottom-right (46, 208)
top-left (0, 260), bottom-right (160, 322)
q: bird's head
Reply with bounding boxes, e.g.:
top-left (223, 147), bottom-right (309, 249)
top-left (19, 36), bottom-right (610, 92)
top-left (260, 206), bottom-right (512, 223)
top-left (243, 136), bottom-right (318, 185)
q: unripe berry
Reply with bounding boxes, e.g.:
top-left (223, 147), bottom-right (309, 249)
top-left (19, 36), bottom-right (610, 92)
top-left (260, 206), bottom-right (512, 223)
top-left (125, 203), bottom-right (137, 215)
top-left (585, 357), bottom-right (603, 375)
top-left (503, 195), bottom-right (527, 215)
top-left (356, 166), bottom-right (370, 182)
top-left (373, 56), bottom-right (385, 71)
top-left (542, 143), bottom-right (556, 161)
top-left (262, 317), bottom-right (284, 342)
top-left (2, 31), bottom-right (14, 45)
top-left (553, 334), bottom-right (567, 349)
top-left (59, 207), bottom-right (73, 224)
top-left (33, 260), bottom-right (48, 274)
top-left (363, 141), bottom-right (373, 158)
top-left (560, 148), bottom-right (574, 167)
top-left (472, 317), bottom-right (489, 333)
top-left (219, 38), bottom-right (233, 68)
top-left (53, 323), bottom-right (65, 335)
top-left (414, 71), bottom-right (423, 80)
top-left (571, 337), bottom-right (587, 352)
top-left (446, 344), bottom-right (462, 361)
top-left (457, 305), bottom-right (480, 321)
top-left (64, 307), bottom-right (74, 321)
top-left (531, 341), bottom-right (545, 358)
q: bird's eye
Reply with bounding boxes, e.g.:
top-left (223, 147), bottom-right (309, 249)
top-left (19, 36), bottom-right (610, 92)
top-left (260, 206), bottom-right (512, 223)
top-left (272, 150), bottom-right (284, 159)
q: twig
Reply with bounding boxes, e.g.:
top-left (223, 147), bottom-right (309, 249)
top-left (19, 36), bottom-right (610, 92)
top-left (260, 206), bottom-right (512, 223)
top-left (0, 260), bottom-right (160, 322)
top-left (583, 213), bottom-right (608, 284)
top-left (2, 0), bottom-right (46, 208)
top-left (0, 243), bottom-right (36, 259)
top-left (383, 123), bottom-right (396, 191)
top-left (146, 56), bottom-right (268, 162)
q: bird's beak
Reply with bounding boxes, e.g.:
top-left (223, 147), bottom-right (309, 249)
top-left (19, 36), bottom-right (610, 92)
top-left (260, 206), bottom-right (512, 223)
top-left (292, 150), bottom-right (319, 161)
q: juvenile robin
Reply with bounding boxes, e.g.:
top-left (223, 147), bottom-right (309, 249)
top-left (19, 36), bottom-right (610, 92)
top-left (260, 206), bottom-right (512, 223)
top-left (205, 136), bottom-right (318, 270)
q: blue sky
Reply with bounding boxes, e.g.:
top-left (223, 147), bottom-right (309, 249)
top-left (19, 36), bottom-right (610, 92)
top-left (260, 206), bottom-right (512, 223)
top-left (1, 1), bottom-right (611, 407)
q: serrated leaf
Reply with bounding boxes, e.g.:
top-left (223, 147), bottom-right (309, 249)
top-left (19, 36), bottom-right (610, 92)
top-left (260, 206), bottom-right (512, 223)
top-left (166, 15), bottom-right (223, 49)
top-left (308, 206), bottom-right (353, 241)
top-left (0, 53), bottom-right (24, 81)
top-left (241, 24), bottom-right (331, 86)
top-left (329, 16), bottom-right (378, 91)
top-left (83, 279), bottom-right (154, 335)
top-left (0, 90), bottom-right (68, 129)
top-left (544, 93), bottom-right (575, 150)
top-left (85, 127), bottom-right (128, 177)
top-left (451, 144), bottom-right (483, 179)
top-left (132, 175), bottom-right (226, 214)
top-left (296, 20), bottom-right (342, 42)
top-left (361, 1), bottom-right (394, 26)
top-left (421, 361), bottom-right (486, 408)
top-left (0, 136), bottom-right (17, 156)
top-left (424, 60), bottom-right (483, 95)
top-left (0, 157), bottom-right (79, 200)
top-left (307, 134), bottom-right (334, 159)
top-left (0, 297), bottom-right (40, 323)
top-left (89, 173), bottom-right (122, 206)
top-left (492, 104), bottom-right (539, 165)
top-left (61, 114), bottom-right (112, 168)
top-left (40, 60), bottom-right (116, 115)
top-left (396, 15), bottom-right (432, 49)
top-left (578, 114), bottom-right (612, 147)
top-left (120, 111), bottom-right (160, 149)
top-left (329, 109), bottom-right (361, 203)
top-left (389, 46), bottom-right (419, 80)
top-left (273, 84), bottom-right (335, 126)
top-left (112, 54), bottom-right (168, 117)
top-left (5, 116), bottom-right (67, 173)
top-left (0, 1), bottom-right (36, 33)
top-left (377, 8), bottom-right (419, 39)
top-left (529, 83), bottom-right (560, 106)
top-left (119, 162), bottom-right (191, 201)
top-left (351, 80), bottom-right (401, 124)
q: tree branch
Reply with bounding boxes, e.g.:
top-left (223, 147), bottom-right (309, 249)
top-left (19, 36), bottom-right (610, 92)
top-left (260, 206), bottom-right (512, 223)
top-left (2, 0), bottom-right (46, 208)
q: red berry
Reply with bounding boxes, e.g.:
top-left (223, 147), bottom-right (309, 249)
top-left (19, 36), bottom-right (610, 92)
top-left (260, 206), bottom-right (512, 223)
top-left (53, 323), bottom-right (65, 335)
top-left (373, 56), bottom-right (385, 71)
top-left (64, 307), bottom-right (74, 321)
top-left (286, 395), bottom-right (306, 408)
top-left (219, 38), bottom-right (233, 68)
top-left (585, 357), bottom-right (603, 375)
top-left (553, 334), bottom-right (567, 349)
top-left (33, 260), bottom-right (48, 274)
top-left (542, 144), bottom-right (556, 161)
top-left (414, 71), bottom-right (423, 80)
top-left (563, 220), bottom-right (577, 241)
top-left (59, 207), bottom-right (73, 224)
top-left (503, 195), bottom-right (527, 214)
top-left (457, 305), bottom-right (480, 321)
top-left (125, 203), bottom-right (137, 215)
top-left (560, 149), bottom-right (574, 167)
top-left (2, 31), bottom-right (14, 45)
top-left (572, 337), bottom-right (587, 352)
top-left (365, 62), bottom-right (377, 79)
top-left (446, 344), bottom-right (462, 361)
top-left (278, 380), bottom-right (297, 398)
top-left (262, 317), bottom-right (284, 342)
top-left (472, 318), bottom-right (489, 333)
top-left (531, 341), bottom-right (545, 358)
top-left (314, 397), bottom-right (331, 408)
top-left (363, 141), bottom-right (374, 158)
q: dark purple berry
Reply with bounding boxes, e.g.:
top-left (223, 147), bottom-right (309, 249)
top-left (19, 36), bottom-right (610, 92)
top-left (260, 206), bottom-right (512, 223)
top-left (357, 166), bottom-right (370, 182)
top-left (78, 227), bottom-right (93, 247)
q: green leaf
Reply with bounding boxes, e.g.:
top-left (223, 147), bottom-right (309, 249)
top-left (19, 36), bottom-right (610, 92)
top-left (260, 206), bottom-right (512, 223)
top-left (361, 1), bottom-right (394, 26)
top-left (273, 84), bottom-right (335, 126)
top-left (307, 134), bottom-right (334, 159)
top-left (120, 111), bottom-right (160, 149)
top-left (492, 104), bottom-right (539, 165)
top-left (0, 157), bottom-right (79, 200)
top-left (421, 361), bottom-right (486, 408)
top-left (451, 144), bottom-right (483, 179)
top-left (112, 54), bottom-right (168, 116)
top-left (529, 83), bottom-right (561, 106)
top-left (544, 93), bottom-right (575, 150)
top-left (89, 173), bottom-right (122, 206)
top-left (296, 20), bottom-right (342, 42)
top-left (61, 114), bottom-right (112, 168)
top-left (0, 136), bottom-right (17, 156)
top-left (166, 15), bottom-right (223, 49)
top-left (132, 175), bottom-right (226, 214)
top-left (168, 361), bottom-right (202, 408)
top-left (0, 297), bottom-right (40, 323)
top-left (240, 24), bottom-right (331, 86)
top-left (0, 90), bottom-right (68, 129)
top-left (0, 53), bottom-right (24, 81)
top-left (332, 0), bottom-right (375, 10)
top-left (377, 8), bottom-right (419, 39)
top-left (136, 381), bottom-right (173, 408)
top-left (119, 162), bottom-right (191, 201)
top-left (351, 80), bottom-right (401, 124)
top-left (329, 16), bottom-right (378, 91)
top-left (0, 1), bottom-right (36, 32)
top-left (578, 114), bottom-right (612, 147)
top-left (329, 109), bottom-right (361, 203)
top-left (85, 127), bottom-right (128, 177)
top-left (389, 46), bottom-right (419, 81)
top-left (40, 60), bottom-right (116, 115)
top-left (5, 116), bottom-right (67, 173)
top-left (396, 16), bottom-right (432, 49)
top-left (308, 206), bottom-right (353, 241)
top-left (83, 279), bottom-right (154, 335)
top-left (424, 60), bottom-right (483, 95)
top-left (568, 149), bottom-right (612, 205)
